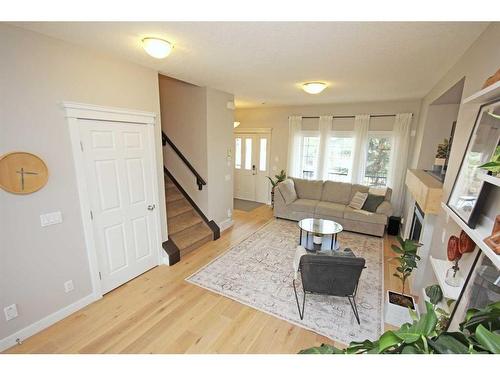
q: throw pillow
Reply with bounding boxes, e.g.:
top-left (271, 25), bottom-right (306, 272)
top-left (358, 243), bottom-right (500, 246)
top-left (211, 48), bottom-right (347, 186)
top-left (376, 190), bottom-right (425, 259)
top-left (278, 179), bottom-right (297, 205)
top-left (363, 193), bottom-right (386, 212)
top-left (348, 191), bottom-right (368, 210)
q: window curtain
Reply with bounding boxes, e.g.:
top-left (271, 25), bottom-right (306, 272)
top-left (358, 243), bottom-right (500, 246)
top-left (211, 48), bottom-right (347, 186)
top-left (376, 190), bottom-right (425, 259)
top-left (287, 116), bottom-right (303, 178)
top-left (390, 113), bottom-right (413, 217)
top-left (317, 115), bottom-right (333, 180)
top-left (351, 114), bottom-right (370, 184)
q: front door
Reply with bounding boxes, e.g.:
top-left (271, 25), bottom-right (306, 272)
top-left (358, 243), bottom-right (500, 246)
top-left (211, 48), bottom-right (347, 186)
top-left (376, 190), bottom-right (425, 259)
top-left (233, 132), bottom-right (271, 204)
top-left (79, 119), bottom-right (160, 293)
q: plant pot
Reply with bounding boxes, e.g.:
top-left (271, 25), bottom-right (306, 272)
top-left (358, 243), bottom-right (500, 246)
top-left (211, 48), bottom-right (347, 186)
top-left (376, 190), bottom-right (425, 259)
top-left (384, 290), bottom-right (419, 327)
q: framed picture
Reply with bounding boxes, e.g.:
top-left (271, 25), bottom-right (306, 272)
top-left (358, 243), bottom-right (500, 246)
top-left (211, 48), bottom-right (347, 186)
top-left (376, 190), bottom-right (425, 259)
top-left (447, 252), bottom-right (499, 332)
top-left (447, 99), bottom-right (500, 228)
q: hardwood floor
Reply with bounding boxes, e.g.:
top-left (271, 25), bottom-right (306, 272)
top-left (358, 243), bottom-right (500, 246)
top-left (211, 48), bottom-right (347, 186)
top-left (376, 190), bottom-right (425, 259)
top-left (4, 205), bottom-right (407, 354)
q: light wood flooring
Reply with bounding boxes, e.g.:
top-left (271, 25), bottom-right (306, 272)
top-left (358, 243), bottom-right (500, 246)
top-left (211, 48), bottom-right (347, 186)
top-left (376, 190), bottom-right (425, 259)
top-left (4, 205), bottom-right (407, 354)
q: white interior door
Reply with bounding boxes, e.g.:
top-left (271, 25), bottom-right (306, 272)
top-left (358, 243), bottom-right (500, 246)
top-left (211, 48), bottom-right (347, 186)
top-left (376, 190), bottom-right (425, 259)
top-left (233, 132), bottom-right (271, 204)
top-left (79, 119), bottom-right (160, 294)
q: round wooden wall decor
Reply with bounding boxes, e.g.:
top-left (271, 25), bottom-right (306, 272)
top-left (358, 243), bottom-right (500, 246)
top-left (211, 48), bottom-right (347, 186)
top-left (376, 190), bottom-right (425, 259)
top-left (0, 152), bottom-right (49, 194)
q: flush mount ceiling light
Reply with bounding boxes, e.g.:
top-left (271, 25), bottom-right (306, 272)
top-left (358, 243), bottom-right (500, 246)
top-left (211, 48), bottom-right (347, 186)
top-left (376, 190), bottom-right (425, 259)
top-left (302, 82), bottom-right (327, 94)
top-left (142, 38), bottom-right (173, 59)
top-left (234, 122), bottom-right (241, 128)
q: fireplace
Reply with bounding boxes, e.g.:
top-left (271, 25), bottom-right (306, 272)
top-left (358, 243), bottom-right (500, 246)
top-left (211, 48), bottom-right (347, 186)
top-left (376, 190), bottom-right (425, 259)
top-left (409, 203), bottom-right (425, 242)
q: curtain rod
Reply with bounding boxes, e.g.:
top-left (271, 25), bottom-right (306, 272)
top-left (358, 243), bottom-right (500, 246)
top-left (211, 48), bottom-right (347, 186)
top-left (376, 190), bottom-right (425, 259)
top-left (299, 114), bottom-right (399, 119)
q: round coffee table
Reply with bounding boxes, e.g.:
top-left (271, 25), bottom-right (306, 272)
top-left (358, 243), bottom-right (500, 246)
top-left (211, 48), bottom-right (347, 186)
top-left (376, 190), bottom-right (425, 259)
top-left (298, 218), bottom-right (343, 252)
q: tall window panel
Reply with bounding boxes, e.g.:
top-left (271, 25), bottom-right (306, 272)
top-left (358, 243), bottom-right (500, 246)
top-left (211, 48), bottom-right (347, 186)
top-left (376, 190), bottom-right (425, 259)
top-left (301, 136), bottom-right (320, 179)
top-left (326, 135), bottom-right (354, 182)
top-left (244, 138), bottom-right (252, 170)
top-left (234, 138), bottom-right (242, 169)
top-left (259, 138), bottom-right (267, 172)
top-left (363, 134), bottom-right (392, 187)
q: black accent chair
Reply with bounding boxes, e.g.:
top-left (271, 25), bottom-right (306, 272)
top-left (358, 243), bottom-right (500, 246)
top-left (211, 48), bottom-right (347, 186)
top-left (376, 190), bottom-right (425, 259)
top-left (293, 254), bottom-right (366, 324)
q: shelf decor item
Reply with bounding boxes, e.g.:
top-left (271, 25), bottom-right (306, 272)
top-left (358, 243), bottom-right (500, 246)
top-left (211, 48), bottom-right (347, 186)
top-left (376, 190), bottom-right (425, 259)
top-left (445, 235), bottom-right (463, 287)
top-left (478, 145), bottom-right (500, 176)
top-left (0, 152), bottom-right (49, 194)
top-left (447, 99), bottom-right (500, 228)
top-left (484, 215), bottom-right (500, 255)
top-left (481, 67), bottom-right (500, 89)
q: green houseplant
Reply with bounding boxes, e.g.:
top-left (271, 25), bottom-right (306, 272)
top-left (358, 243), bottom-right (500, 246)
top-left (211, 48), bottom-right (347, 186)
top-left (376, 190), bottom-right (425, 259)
top-left (299, 301), bottom-right (500, 354)
top-left (425, 284), bottom-right (454, 333)
top-left (267, 170), bottom-right (286, 207)
top-left (479, 145), bottom-right (500, 176)
top-left (385, 236), bottom-right (422, 326)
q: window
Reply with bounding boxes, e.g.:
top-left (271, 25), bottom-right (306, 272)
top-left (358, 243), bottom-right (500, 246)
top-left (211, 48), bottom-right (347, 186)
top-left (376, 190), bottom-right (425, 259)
top-left (363, 133), bottom-right (392, 187)
top-left (301, 135), bottom-right (320, 179)
top-left (234, 138), bottom-right (242, 169)
top-left (259, 138), bottom-right (267, 172)
top-left (244, 138), bottom-right (252, 170)
top-left (326, 135), bottom-right (353, 182)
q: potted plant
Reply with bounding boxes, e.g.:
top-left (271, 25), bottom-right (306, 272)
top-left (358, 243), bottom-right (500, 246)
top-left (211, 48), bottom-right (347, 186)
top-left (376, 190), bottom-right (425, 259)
top-left (267, 169), bottom-right (286, 208)
top-left (384, 236), bottom-right (422, 327)
top-left (424, 284), bottom-right (454, 333)
top-left (479, 145), bottom-right (500, 176)
top-left (299, 301), bottom-right (500, 354)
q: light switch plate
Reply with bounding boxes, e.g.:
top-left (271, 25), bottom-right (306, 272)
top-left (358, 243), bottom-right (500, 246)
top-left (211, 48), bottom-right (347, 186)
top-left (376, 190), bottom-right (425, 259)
top-left (64, 280), bottom-right (74, 293)
top-left (40, 211), bottom-right (63, 227)
top-left (4, 304), bottom-right (18, 321)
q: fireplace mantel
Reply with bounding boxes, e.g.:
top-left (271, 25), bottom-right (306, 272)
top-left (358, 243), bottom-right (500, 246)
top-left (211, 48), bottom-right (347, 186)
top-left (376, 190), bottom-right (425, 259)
top-left (405, 169), bottom-right (443, 215)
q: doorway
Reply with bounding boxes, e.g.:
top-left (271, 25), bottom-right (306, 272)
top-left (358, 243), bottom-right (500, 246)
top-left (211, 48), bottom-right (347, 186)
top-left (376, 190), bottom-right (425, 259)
top-left (65, 102), bottom-right (163, 296)
top-left (233, 128), bottom-right (271, 204)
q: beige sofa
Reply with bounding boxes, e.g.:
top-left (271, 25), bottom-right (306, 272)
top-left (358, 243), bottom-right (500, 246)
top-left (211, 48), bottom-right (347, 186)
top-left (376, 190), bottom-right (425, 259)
top-left (274, 178), bottom-right (393, 237)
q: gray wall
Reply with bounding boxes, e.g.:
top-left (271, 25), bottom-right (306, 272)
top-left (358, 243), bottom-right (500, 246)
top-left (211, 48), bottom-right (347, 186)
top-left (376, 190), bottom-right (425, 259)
top-left (0, 24), bottom-right (166, 341)
top-left (416, 104), bottom-right (460, 170)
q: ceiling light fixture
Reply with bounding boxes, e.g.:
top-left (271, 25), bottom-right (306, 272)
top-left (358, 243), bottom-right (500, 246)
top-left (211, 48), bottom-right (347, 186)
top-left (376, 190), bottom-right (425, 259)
top-left (302, 82), bottom-right (327, 94)
top-left (234, 122), bottom-right (241, 128)
top-left (142, 38), bottom-right (173, 59)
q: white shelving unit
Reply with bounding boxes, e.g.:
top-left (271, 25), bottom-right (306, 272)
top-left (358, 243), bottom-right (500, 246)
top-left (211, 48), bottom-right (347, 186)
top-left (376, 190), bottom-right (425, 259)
top-left (462, 81), bottom-right (500, 104)
top-left (481, 173), bottom-right (500, 187)
top-left (441, 202), bottom-right (499, 269)
top-left (429, 256), bottom-right (462, 300)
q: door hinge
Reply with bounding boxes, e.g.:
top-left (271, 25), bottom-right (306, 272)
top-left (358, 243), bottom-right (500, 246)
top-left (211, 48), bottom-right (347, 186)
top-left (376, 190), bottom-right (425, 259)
top-left (98, 272), bottom-right (102, 280)
top-left (80, 141), bottom-right (84, 152)
top-left (90, 210), bottom-right (94, 220)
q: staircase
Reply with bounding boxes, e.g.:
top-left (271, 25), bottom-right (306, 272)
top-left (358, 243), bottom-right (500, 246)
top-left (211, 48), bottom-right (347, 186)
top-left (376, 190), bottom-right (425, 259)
top-left (165, 174), bottom-right (214, 257)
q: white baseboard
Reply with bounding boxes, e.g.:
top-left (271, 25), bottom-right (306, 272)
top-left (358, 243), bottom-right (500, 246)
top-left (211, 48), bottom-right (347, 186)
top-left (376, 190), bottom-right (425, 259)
top-left (219, 218), bottom-right (234, 232)
top-left (0, 293), bottom-right (99, 352)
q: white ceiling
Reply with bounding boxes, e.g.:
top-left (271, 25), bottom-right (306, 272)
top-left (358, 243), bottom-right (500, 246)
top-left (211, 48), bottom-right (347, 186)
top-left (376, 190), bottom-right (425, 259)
top-left (14, 22), bottom-right (489, 108)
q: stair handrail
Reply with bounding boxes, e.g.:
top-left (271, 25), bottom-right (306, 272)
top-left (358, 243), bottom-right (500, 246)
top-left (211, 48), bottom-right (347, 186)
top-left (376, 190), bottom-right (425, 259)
top-left (162, 131), bottom-right (207, 190)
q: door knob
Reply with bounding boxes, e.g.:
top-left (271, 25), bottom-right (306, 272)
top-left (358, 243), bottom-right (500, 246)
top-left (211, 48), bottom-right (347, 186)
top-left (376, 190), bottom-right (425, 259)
top-left (147, 204), bottom-right (156, 211)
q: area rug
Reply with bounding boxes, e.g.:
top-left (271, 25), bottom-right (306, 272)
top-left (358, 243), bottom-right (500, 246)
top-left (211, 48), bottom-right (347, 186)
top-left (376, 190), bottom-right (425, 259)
top-left (186, 219), bottom-right (384, 345)
top-left (233, 198), bottom-right (265, 212)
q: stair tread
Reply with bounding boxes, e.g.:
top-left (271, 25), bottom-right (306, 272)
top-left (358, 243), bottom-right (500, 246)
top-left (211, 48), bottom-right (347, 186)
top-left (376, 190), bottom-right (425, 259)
top-left (166, 190), bottom-right (183, 203)
top-left (166, 199), bottom-right (193, 218)
top-left (170, 222), bottom-right (213, 250)
top-left (167, 211), bottom-right (203, 235)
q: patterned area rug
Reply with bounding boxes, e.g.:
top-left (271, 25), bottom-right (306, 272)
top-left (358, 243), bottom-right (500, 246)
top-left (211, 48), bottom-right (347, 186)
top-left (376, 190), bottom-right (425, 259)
top-left (186, 219), bottom-right (384, 344)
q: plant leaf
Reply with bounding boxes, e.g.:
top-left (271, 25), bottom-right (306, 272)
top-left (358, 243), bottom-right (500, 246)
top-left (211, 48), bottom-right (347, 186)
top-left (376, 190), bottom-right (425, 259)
top-left (378, 331), bottom-right (402, 353)
top-left (428, 333), bottom-right (470, 354)
top-left (474, 324), bottom-right (500, 354)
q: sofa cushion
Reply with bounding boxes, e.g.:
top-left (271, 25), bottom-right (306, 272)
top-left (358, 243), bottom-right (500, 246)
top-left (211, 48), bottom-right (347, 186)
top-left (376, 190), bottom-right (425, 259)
top-left (315, 201), bottom-right (345, 218)
top-left (291, 178), bottom-right (324, 200)
top-left (369, 186), bottom-right (392, 201)
top-left (350, 184), bottom-right (370, 201)
top-left (349, 191), bottom-right (368, 210)
top-left (362, 194), bottom-right (385, 212)
top-left (344, 206), bottom-right (388, 225)
top-left (288, 198), bottom-right (318, 213)
top-left (277, 179), bottom-right (297, 205)
top-left (321, 181), bottom-right (352, 204)
top-left (376, 200), bottom-right (394, 217)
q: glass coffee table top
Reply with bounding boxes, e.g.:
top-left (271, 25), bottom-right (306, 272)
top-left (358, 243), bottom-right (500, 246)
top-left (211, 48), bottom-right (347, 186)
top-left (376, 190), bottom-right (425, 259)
top-left (298, 218), bottom-right (343, 235)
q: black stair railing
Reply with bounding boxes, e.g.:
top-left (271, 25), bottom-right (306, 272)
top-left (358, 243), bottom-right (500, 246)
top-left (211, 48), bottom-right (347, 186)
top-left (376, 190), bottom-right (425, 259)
top-left (162, 131), bottom-right (207, 190)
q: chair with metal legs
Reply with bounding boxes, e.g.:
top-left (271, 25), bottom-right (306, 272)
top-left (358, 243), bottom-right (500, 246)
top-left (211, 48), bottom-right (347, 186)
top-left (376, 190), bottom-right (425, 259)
top-left (293, 254), bottom-right (366, 324)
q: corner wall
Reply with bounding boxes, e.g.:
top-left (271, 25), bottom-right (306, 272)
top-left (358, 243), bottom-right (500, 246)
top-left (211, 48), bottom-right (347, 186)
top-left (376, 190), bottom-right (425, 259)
top-left (0, 24), bottom-right (166, 345)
